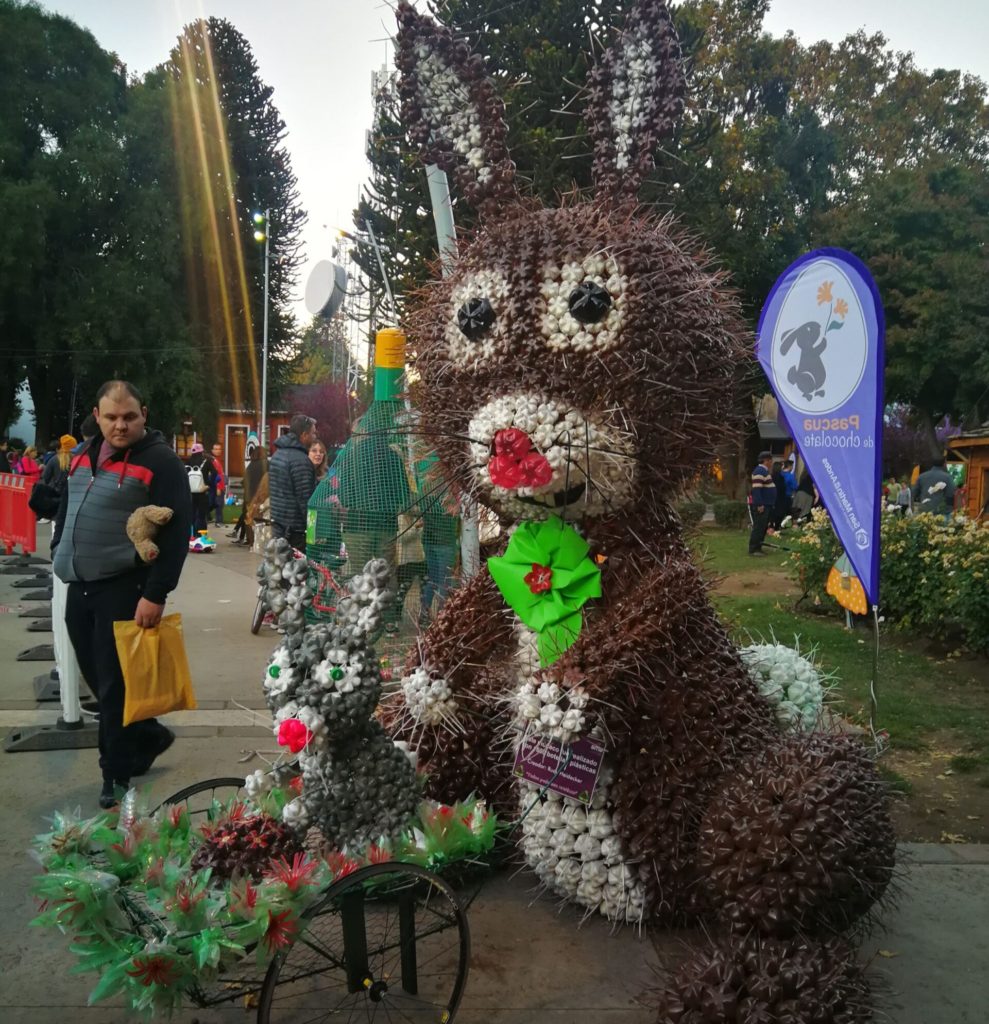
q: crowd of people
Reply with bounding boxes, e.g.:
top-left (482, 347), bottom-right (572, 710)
top-left (747, 450), bottom-right (962, 555)
top-left (5, 380), bottom-right (972, 813)
top-left (175, 413), bottom-right (457, 624)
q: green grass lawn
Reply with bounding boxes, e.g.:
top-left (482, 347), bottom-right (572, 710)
top-left (713, 594), bottom-right (989, 762)
top-left (690, 526), bottom-right (989, 787)
top-left (689, 524), bottom-right (791, 575)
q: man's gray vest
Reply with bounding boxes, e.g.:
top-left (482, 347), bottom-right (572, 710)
top-left (53, 454), bottom-right (150, 583)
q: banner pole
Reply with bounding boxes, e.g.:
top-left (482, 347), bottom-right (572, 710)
top-left (869, 603), bottom-right (885, 754)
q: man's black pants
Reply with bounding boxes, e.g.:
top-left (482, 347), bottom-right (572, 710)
top-left (65, 572), bottom-right (166, 783)
top-left (748, 506), bottom-right (771, 553)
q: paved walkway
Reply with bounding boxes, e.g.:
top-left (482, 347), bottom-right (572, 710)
top-left (0, 541), bottom-right (985, 1022)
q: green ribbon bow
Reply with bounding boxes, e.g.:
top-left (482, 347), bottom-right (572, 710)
top-left (488, 516), bottom-right (602, 667)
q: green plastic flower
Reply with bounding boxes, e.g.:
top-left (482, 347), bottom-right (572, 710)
top-left (488, 516), bottom-right (601, 667)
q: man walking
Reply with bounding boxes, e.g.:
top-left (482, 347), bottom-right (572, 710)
top-left (53, 381), bottom-right (192, 808)
top-left (268, 414), bottom-right (317, 551)
top-left (748, 450), bottom-right (777, 556)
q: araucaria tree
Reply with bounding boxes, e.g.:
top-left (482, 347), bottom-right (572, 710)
top-left (162, 17), bottom-right (306, 419)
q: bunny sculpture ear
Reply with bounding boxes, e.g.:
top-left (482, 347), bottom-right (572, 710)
top-left (584, 0), bottom-right (686, 199)
top-left (395, 1), bottom-right (517, 211)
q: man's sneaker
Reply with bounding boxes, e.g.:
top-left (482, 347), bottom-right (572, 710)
top-left (132, 726), bottom-right (175, 776)
top-left (749, 550), bottom-right (767, 557)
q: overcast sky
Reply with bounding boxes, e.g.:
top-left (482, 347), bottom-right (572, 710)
top-left (39, 0), bottom-right (989, 322)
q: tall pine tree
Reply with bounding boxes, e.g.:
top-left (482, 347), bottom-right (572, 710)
top-left (162, 17), bottom-right (306, 421)
top-left (351, 67), bottom-right (438, 334)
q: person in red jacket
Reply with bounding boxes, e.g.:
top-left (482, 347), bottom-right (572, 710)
top-left (11, 443), bottom-right (42, 484)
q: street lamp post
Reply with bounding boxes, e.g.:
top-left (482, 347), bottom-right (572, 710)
top-left (254, 209), bottom-right (270, 450)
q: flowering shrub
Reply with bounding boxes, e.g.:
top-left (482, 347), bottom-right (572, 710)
top-left (787, 509), bottom-right (989, 652)
top-left (786, 507), bottom-right (843, 602)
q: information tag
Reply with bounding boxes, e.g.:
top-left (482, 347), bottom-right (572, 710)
top-left (513, 734), bottom-right (605, 803)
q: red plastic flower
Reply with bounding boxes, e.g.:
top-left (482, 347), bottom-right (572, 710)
top-left (261, 908), bottom-right (299, 954)
top-left (277, 718), bottom-right (313, 753)
top-left (127, 954), bottom-right (178, 988)
top-left (288, 775), bottom-right (304, 796)
top-left (524, 563), bottom-right (553, 594)
top-left (265, 851), bottom-right (320, 893)
top-left (326, 851), bottom-right (361, 879)
top-left (168, 879), bottom-right (205, 916)
top-left (367, 843), bottom-right (392, 864)
top-left (145, 858), bottom-right (166, 886)
top-left (226, 802), bottom-right (250, 823)
top-left (228, 878), bottom-right (258, 917)
top-left (54, 896), bottom-right (86, 926)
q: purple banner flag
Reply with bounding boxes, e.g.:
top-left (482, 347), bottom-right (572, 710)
top-left (756, 248), bottom-right (885, 606)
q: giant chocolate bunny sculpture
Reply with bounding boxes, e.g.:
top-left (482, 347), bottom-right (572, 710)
top-left (384, 2), bottom-right (895, 1019)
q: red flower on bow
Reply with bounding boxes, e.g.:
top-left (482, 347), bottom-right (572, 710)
top-left (524, 563), bottom-right (553, 594)
top-left (489, 429), bottom-right (554, 489)
top-left (277, 718), bottom-right (313, 753)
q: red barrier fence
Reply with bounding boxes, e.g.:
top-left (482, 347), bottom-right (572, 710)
top-left (0, 473), bottom-right (37, 554)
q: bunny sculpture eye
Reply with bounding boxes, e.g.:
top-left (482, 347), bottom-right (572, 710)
top-left (539, 257), bottom-right (627, 354)
top-left (568, 281), bottom-right (612, 324)
top-left (445, 269), bottom-right (510, 365)
top-left (457, 297), bottom-right (496, 340)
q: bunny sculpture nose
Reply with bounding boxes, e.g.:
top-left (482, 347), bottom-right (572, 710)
top-left (488, 428), bottom-right (553, 489)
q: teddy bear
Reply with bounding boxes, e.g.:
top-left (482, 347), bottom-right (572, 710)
top-left (125, 504), bottom-right (174, 563)
top-left (382, 3), bottom-right (895, 1019)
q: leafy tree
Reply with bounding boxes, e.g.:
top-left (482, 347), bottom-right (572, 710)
top-left (161, 17), bottom-right (306, 418)
top-left (47, 70), bottom-right (207, 437)
top-left (883, 404), bottom-right (961, 477)
top-left (0, 0), bottom-right (127, 441)
top-left (821, 159), bottom-right (989, 442)
top-left (291, 316), bottom-right (357, 385)
top-left (286, 380), bottom-right (356, 451)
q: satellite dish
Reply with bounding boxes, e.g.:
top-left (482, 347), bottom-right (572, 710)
top-left (305, 260), bottom-right (348, 319)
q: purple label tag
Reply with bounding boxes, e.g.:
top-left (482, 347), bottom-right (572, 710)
top-left (513, 734), bottom-right (605, 803)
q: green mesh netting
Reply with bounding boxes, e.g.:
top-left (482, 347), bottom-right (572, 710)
top-left (306, 398), bottom-right (459, 634)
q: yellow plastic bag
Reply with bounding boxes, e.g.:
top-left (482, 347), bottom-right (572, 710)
top-left (115, 613), bottom-right (197, 726)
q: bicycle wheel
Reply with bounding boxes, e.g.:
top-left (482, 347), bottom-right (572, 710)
top-left (155, 777), bottom-right (247, 824)
top-left (251, 588), bottom-right (266, 634)
top-left (258, 862), bottom-right (470, 1023)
